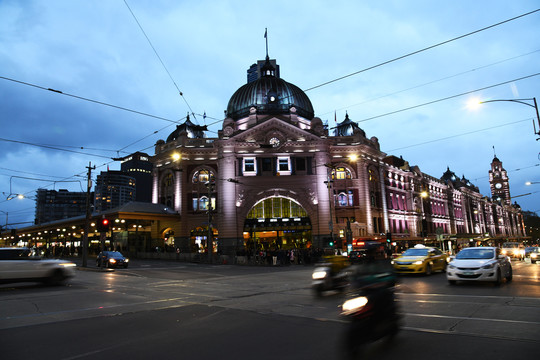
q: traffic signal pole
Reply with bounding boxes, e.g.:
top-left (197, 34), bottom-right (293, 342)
top-left (82, 162), bottom-right (95, 268)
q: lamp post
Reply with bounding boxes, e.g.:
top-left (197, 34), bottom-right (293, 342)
top-left (479, 97), bottom-right (540, 140)
top-left (525, 181), bottom-right (540, 186)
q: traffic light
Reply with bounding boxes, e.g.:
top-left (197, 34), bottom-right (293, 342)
top-left (97, 218), bottom-right (110, 232)
top-left (386, 232), bottom-right (392, 243)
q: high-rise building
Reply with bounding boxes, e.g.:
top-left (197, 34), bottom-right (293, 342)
top-left (94, 171), bottom-right (136, 212)
top-left (35, 189), bottom-right (91, 225)
top-left (120, 152), bottom-right (153, 203)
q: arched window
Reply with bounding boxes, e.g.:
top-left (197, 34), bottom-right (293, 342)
top-left (246, 196), bottom-right (308, 219)
top-left (192, 169), bottom-right (215, 184)
top-left (332, 166), bottom-right (352, 180)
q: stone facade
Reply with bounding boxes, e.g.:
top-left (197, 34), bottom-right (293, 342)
top-left (150, 58), bottom-right (525, 256)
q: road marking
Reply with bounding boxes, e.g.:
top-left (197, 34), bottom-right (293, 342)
top-left (403, 312), bottom-right (540, 325)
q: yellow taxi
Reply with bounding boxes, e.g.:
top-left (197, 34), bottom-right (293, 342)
top-left (392, 245), bottom-right (448, 275)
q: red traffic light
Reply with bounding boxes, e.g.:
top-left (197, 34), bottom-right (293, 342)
top-left (97, 218), bottom-right (110, 232)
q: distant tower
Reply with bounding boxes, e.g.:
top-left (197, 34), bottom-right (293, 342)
top-left (489, 155), bottom-right (511, 206)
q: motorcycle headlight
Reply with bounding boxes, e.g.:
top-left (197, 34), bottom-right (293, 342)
top-left (502, 250), bottom-right (507, 255)
top-left (312, 270), bottom-right (328, 280)
top-left (342, 296), bottom-right (368, 314)
top-left (414, 260), bottom-right (423, 265)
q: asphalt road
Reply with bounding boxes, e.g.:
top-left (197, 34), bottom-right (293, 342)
top-left (1, 258), bottom-right (539, 360)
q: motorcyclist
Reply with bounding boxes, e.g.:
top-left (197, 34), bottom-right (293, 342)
top-left (342, 244), bottom-right (400, 357)
top-left (321, 254), bottom-right (350, 276)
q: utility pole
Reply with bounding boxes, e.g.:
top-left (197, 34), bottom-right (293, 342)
top-left (82, 162), bottom-right (95, 267)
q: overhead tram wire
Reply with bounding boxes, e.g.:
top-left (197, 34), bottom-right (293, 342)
top-left (0, 76), bottom-right (180, 125)
top-left (387, 117), bottom-right (534, 153)
top-left (303, 8), bottom-right (540, 93)
top-left (318, 49), bottom-right (540, 118)
top-left (0, 137), bottom-right (113, 159)
top-left (124, 0), bottom-right (199, 124)
top-left (353, 72), bottom-right (540, 125)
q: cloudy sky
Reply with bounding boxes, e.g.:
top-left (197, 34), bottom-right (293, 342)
top-left (1, 0), bottom-right (539, 228)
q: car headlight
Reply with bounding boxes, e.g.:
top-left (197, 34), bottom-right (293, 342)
top-left (502, 250), bottom-right (507, 255)
top-left (448, 264), bottom-right (455, 269)
top-left (531, 253), bottom-right (538, 258)
top-left (312, 270), bottom-right (328, 280)
top-left (342, 296), bottom-right (368, 314)
top-left (109, 258), bottom-right (117, 264)
top-left (59, 262), bottom-right (76, 268)
top-left (482, 262), bottom-right (495, 269)
top-left (414, 260), bottom-right (423, 265)
top-left (390, 260), bottom-right (394, 265)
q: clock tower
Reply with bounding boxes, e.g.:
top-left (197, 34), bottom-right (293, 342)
top-left (489, 155), bottom-right (511, 206)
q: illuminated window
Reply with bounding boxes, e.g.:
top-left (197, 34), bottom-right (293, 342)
top-left (192, 169), bottom-right (215, 184)
top-left (332, 167), bottom-right (351, 180)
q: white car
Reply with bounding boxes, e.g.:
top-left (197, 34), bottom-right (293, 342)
top-left (446, 247), bottom-right (512, 285)
top-left (0, 247), bottom-right (76, 285)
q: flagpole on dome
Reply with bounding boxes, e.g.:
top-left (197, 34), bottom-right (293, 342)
top-left (264, 28), bottom-right (269, 59)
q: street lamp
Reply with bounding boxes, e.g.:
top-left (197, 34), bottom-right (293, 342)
top-left (477, 97), bottom-right (540, 140)
top-left (525, 181), bottom-right (540, 185)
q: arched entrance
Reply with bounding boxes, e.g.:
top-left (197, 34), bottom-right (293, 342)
top-left (243, 196), bottom-right (311, 252)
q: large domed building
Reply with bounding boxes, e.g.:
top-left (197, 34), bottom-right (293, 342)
top-left (149, 56), bottom-right (525, 259)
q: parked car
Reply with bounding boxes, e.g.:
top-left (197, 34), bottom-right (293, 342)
top-left (501, 242), bottom-right (525, 260)
top-left (447, 247), bottom-right (512, 285)
top-left (0, 247), bottom-right (76, 285)
top-left (391, 245), bottom-right (448, 275)
top-left (96, 251), bottom-right (129, 268)
top-left (526, 247), bottom-right (540, 264)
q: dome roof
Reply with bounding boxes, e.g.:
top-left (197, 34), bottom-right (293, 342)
top-left (167, 115), bottom-right (207, 142)
top-left (226, 60), bottom-right (314, 121)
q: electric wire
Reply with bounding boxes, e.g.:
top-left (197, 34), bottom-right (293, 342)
top-left (123, 0), bottom-right (198, 123)
top-left (354, 72), bottom-right (540, 124)
top-left (304, 8), bottom-right (540, 93)
top-left (387, 117), bottom-right (533, 152)
top-left (0, 76), bottom-right (180, 124)
top-left (0, 137), bottom-right (112, 159)
top-left (319, 49), bottom-right (540, 118)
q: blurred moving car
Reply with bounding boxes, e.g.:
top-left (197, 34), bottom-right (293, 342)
top-left (0, 247), bottom-right (76, 285)
top-left (447, 247), bottom-right (512, 285)
top-left (96, 251), bottom-right (129, 268)
top-left (348, 250), bottom-right (367, 264)
top-left (391, 245), bottom-right (448, 275)
top-left (525, 247), bottom-right (540, 264)
top-left (501, 242), bottom-right (525, 260)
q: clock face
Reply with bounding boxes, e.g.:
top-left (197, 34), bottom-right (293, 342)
top-left (223, 126), bottom-right (233, 136)
top-left (269, 137), bottom-right (280, 147)
top-left (495, 183), bottom-right (502, 189)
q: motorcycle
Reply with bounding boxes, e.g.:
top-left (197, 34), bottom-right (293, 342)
top-left (311, 264), bottom-right (350, 296)
top-left (340, 285), bottom-right (401, 359)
